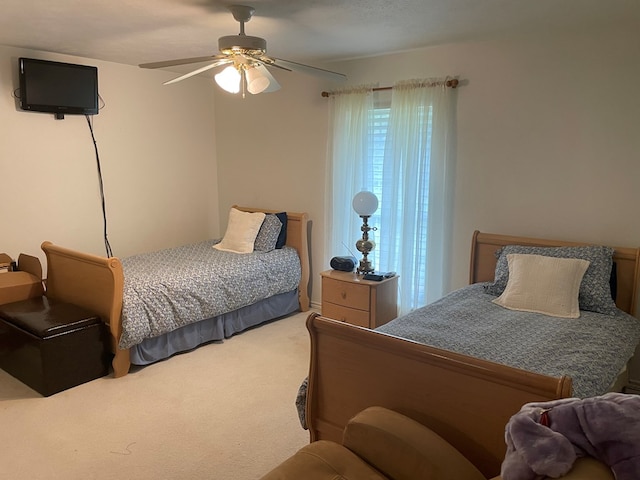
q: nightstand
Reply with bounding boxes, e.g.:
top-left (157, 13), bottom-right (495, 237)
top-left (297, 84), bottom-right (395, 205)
top-left (321, 270), bottom-right (398, 328)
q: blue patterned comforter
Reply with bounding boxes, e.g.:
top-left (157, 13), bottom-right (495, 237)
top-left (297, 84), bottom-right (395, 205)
top-left (377, 283), bottom-right (640, 398)
top-left (118, 240), bottom-right (301, 349)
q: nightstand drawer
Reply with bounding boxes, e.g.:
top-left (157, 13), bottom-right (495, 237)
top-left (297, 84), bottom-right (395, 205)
top-left (322, 277), bottom-right (370, 310)
top-left (322, 302), bottom-right (370, 328)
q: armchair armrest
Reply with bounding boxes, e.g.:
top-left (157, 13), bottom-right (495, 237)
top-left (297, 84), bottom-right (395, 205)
top-left (551, 458), bottom-right (614, 480)
top-left (342, 406), bottom-right (486, 480)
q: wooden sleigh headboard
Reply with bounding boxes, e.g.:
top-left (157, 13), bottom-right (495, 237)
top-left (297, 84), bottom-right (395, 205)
top-left (305, 231), bottom-right (640, 478)
top-left (233, 206), bottom-right (310, 311)
top-left (470, 231), bottom-right (640, 316)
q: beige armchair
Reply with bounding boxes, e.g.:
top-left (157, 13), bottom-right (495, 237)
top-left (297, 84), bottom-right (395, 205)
top-left (260, 406), bottom-right (614, 480)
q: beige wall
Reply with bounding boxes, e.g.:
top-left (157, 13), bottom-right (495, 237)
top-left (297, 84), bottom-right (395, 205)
top-left (0, 45), bottom-right (219, 270)
top-left (2, 25), bottom-right (639, 310)
top-left (214, 72), bottom-right (333, 302)
top-left (216, 27), bottom-right (640, 306)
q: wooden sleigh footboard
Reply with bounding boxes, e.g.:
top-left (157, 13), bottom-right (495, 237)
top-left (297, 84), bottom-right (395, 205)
top-left (42, 242), bottom-right (130, 377)
top-left (41, 241), bottom-right (130, 377)
top-left (305, 312), bottom-right (572, 479)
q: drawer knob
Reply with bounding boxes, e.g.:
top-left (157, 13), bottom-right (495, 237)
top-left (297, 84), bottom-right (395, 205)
top-left (340, 291), bottom-right (347, 300)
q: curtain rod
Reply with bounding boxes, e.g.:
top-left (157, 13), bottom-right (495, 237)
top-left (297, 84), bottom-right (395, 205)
top-left (321, 78), bottom-right (459, 98)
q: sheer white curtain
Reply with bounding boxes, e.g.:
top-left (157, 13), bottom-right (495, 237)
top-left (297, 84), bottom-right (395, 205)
top-left (378, 80), bottom-right (455, 313)
top-left (324, 86), bottom-right (375, 265)
top-left (325, 79), bottom-right (455, 315)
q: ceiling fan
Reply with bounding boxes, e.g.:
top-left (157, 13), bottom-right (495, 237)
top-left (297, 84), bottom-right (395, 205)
top-left (139, 4), bottom-right (347, 95)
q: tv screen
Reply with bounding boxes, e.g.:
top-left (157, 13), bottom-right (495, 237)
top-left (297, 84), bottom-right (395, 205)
top-left (19, 57), bottom-right (99, 116)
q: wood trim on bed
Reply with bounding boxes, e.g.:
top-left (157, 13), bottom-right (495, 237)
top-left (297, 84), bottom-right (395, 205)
top-left (41, 242), bottom-right (130, 375)
top-left (305, 231), bottom-right (640, 478)
top-left (41, 207), bottom-right (311, 378)
top-left (305, 312), bottom-right (572, 478)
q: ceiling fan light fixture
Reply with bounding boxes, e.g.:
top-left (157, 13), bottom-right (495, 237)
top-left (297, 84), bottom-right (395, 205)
top-left (215, 65), bottom-right (241, 93)
top-left (246, 67), bottom-right (270, 94)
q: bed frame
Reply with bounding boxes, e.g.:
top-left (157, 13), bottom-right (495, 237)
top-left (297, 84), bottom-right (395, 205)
top-left (305, 230), bottom-right (640, 478)
top-left (41, 206), bottom-right (310, 378)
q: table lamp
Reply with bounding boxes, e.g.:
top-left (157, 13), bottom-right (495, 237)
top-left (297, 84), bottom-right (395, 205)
top-left (352, 191), bottom-right (379, 274)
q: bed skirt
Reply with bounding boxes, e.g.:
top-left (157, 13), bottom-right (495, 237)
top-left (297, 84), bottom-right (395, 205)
top-left (129, 289), bottom-right (300, 365)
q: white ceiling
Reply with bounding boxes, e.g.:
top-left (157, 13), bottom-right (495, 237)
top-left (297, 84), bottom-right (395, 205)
top-left (1, 0), bottom-right (638, 73)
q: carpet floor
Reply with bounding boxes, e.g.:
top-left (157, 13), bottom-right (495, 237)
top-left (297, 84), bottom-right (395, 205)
top-left (0, 310), bottom-right (314, 479)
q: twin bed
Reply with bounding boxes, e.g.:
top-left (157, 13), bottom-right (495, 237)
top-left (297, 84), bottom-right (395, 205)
top-left (303, 230), bottom-right (640, 478)
top-left (40, 206), bottom-right (310, 378)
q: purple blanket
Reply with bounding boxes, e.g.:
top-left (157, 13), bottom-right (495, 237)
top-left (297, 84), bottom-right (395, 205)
top-left (501, 393), bottom-right (640, 480)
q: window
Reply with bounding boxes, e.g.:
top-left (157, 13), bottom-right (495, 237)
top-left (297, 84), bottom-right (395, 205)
top-left (368, 102), bottom-right (434, 308)
top-left (326, 81), bottom-right (455, 314)
top-left (366, 105), bottom-right (389, 270)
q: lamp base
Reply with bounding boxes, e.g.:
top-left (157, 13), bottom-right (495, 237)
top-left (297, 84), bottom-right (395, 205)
top-left (357, 258), bottom-right (374, 275)
top-left (355, 214), bottom-right (376, 275)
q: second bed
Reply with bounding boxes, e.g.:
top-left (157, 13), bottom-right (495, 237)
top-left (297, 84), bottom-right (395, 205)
top-left (41, 206), bottom-right (310, 377)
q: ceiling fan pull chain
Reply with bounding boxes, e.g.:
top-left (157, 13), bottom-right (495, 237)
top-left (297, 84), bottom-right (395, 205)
top-left (241, 69), bottom-right (247, 99)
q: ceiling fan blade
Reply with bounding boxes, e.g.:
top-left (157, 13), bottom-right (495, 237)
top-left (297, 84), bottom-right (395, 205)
top-left (139, 55), bottom-right (226, 69)
top-left (255, 56), bottom-right (292, 73)
top-left (163, 59), bottom-right (233, 85)
top-left (271, 58), bottom-right (347, 82)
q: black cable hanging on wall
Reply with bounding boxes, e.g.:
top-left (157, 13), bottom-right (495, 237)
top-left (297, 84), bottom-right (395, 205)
top-left (85, 115), bottom-right (113, 258)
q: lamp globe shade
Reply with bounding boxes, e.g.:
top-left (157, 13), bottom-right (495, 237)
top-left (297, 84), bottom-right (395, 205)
top-left (352, 191), bottom-right (379, 216)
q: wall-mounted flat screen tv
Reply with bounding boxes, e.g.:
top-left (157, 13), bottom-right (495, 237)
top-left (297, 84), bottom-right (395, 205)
top-left (19, 57), bottom-right (99, 117)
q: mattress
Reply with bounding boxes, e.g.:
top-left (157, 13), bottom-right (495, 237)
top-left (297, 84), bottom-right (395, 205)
top-left (377, 283), bottom-right (640, 398)
top-left (119, 240), bottom-right (301, 349)
top-left (296, 283), bottom-right (640, 428)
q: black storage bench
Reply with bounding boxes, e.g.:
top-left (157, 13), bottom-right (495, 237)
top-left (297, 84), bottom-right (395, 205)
top-left (0, 296), bottom-right (109, 396)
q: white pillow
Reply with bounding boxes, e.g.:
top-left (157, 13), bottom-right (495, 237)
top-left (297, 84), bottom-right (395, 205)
top-left (213, 208), bottom-right (266, 254)
top-left (492, 253), bottom-right (590, 319)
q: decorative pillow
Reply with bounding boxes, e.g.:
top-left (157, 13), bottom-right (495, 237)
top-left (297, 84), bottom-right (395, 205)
top-left (253, 214), bottom-right (283, 252)
top-left (213, 208), bottom-right (266, 254)
top-left (484, 245), bottom-right (617, 315)
top-left (493, 254), bottom-right (590, 318)
top-left (274, 212), bottom-right (287, 249)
